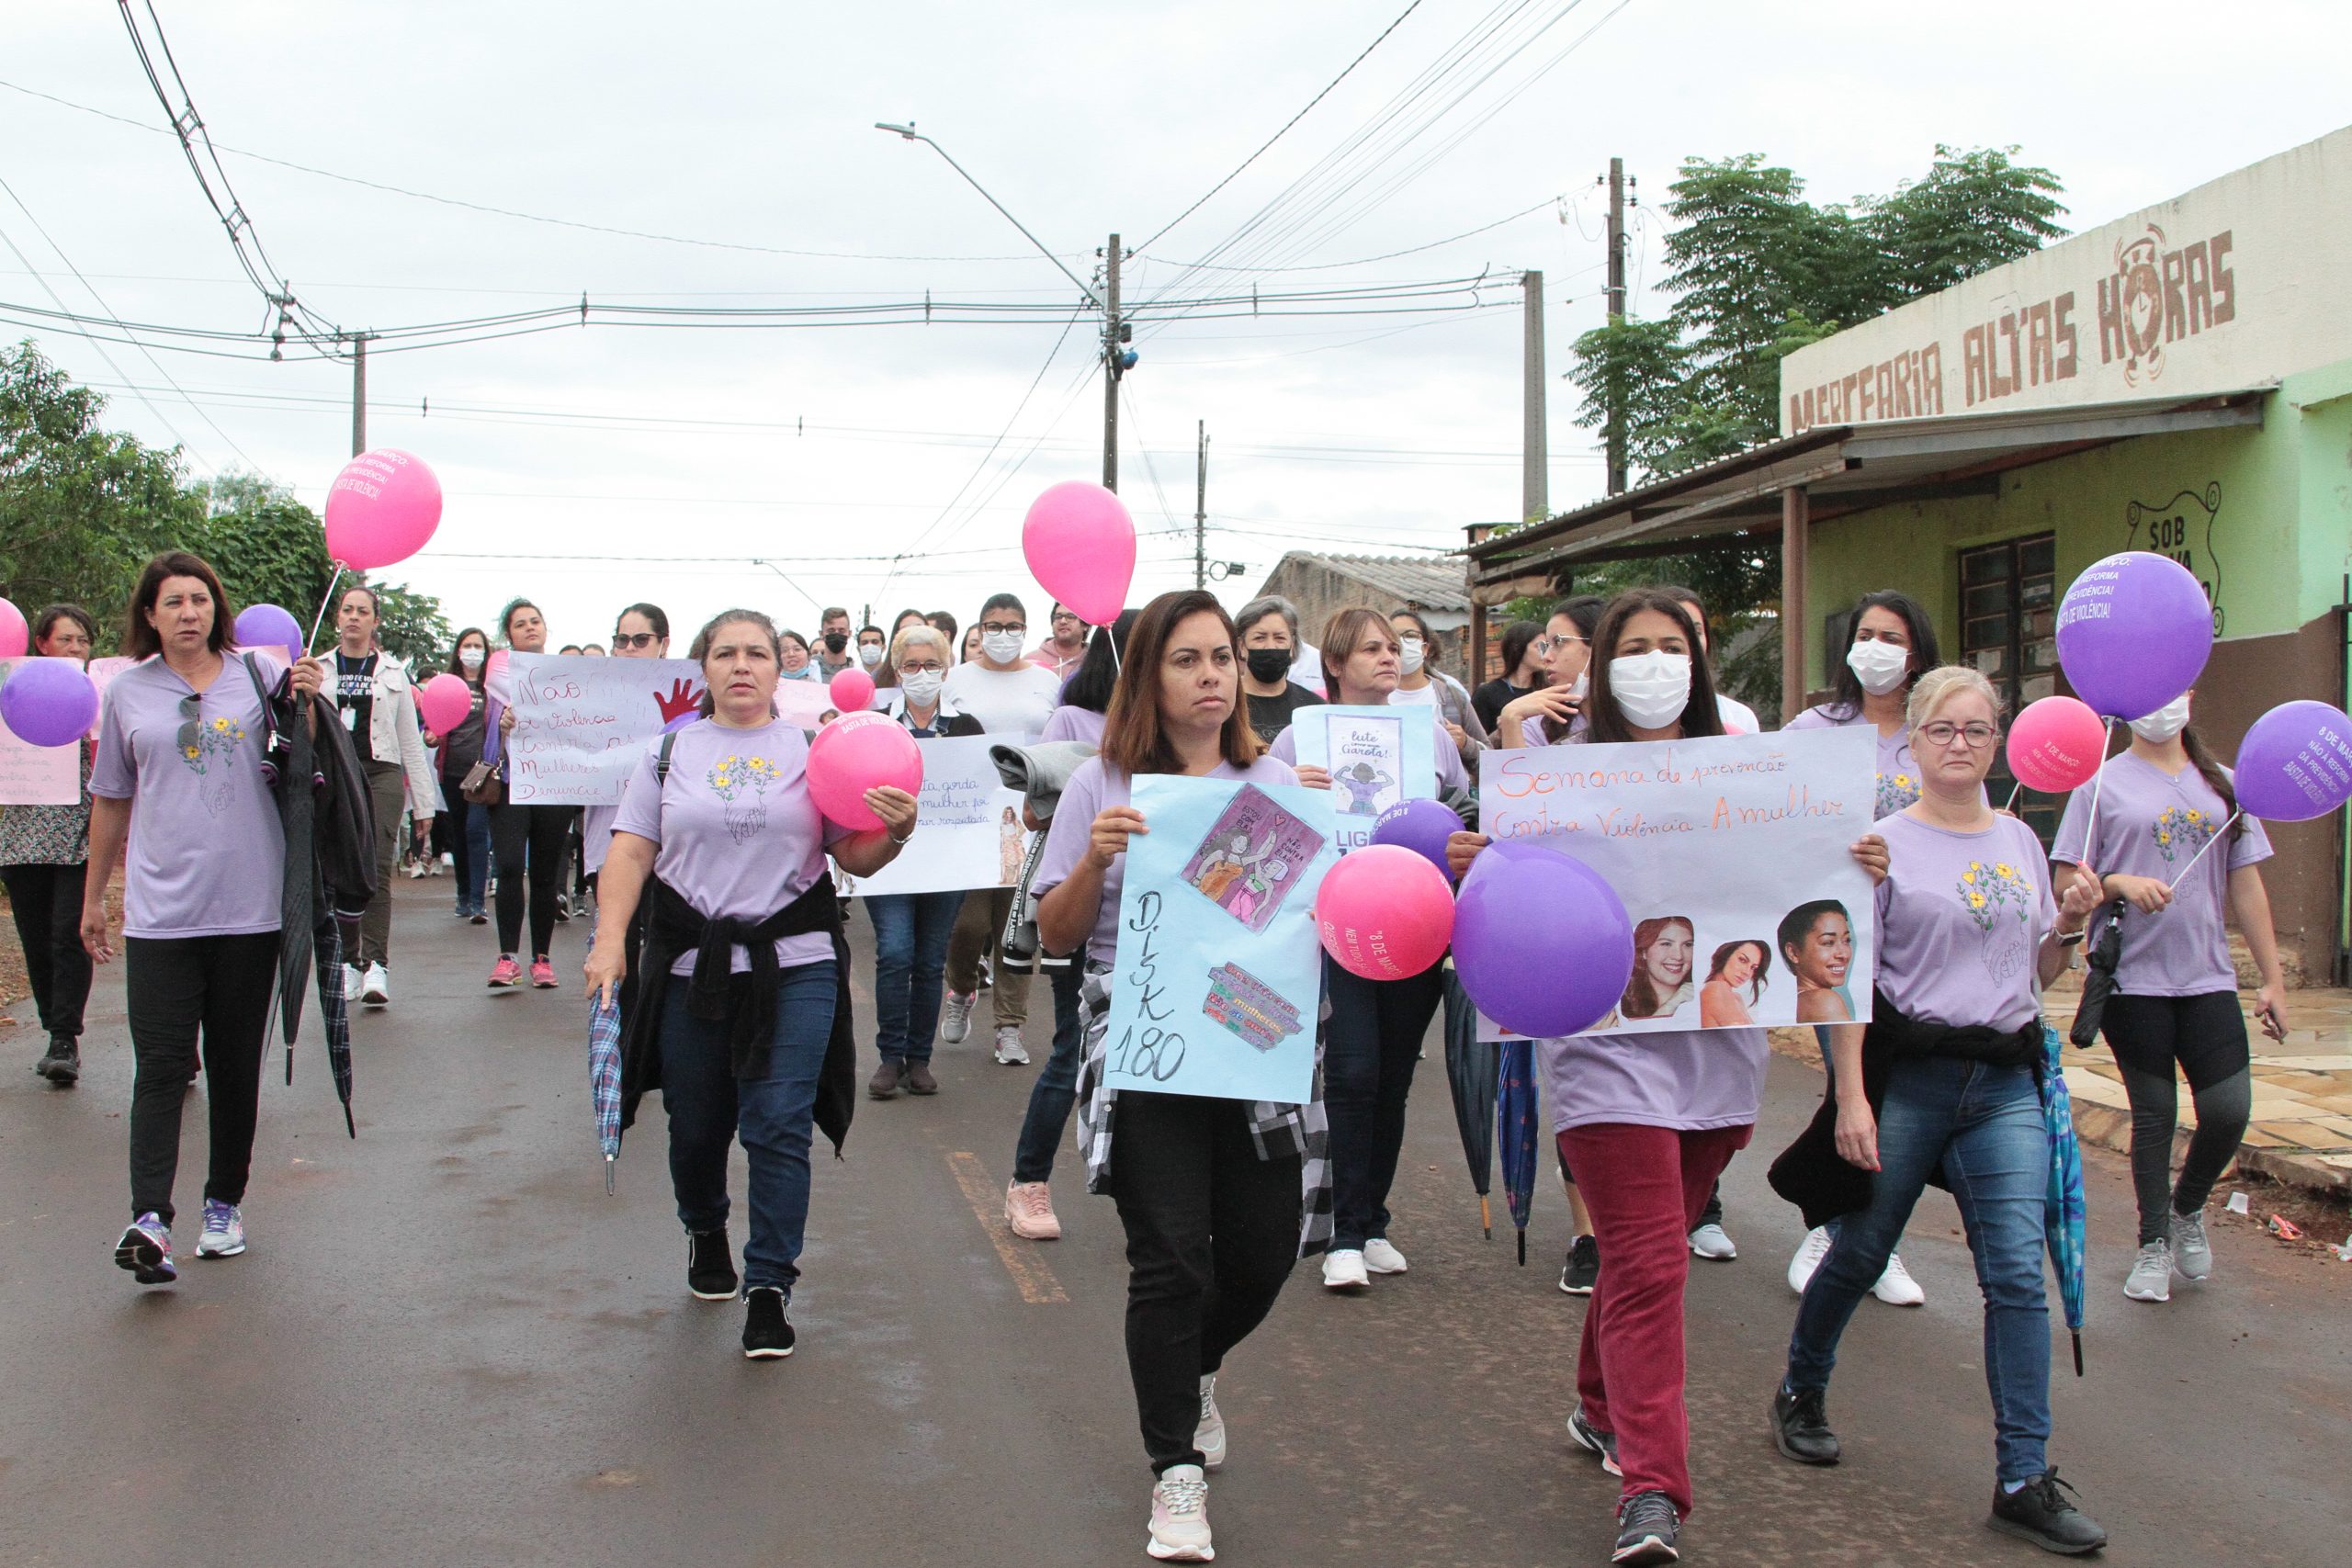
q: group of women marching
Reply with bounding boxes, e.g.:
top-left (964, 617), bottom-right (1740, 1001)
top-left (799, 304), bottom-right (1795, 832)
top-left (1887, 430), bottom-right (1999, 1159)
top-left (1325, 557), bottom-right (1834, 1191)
top-left (16, 545), bottom-right (2296, 1567)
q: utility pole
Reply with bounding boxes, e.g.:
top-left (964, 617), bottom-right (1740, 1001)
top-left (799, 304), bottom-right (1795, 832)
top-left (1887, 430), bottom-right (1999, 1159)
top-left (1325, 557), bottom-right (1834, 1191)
top-left (1604, 157), bottom-right (1628, 495)
top-left (1193, 421), bottom-right (1208, 589)
top-left (349, 333), bottom-right (370, 457)
top-left (1102, 233), bottom-right (1123, 491)
top-left (1521, 270), bottom-right (1546, 526)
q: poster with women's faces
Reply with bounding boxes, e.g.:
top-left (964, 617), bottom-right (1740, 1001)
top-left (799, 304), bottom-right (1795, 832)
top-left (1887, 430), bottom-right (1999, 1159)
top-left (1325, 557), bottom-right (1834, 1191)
top-left (1475, 727), bottom-right (1878, 1037)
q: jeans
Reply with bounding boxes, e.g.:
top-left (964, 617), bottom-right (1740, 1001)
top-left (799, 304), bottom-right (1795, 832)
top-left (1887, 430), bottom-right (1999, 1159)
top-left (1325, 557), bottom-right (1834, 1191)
top-left (1785, 1055), bottom-right (2052, 1483)
top-left (124, 931), bottom-right (278, 1225)
top-left (358, 761), bottom-right (407, 967)
top-left (1012, 963), bottom-right (1085, 1184)
top-left (1558, 1121), bottom-right (1750, 1513)
top-left (1106, 1090), bottom-right (1301, 1473)
top-left (491, 802), bottom-right (571, 956)
top-left (2, 861), bottom-right (92, 1038)
top-left (945, 886), bottom-right (1028, 1030)
top-left (657, 962), bottom-right (837, 1297)
top-left (1322, 955), bottom-right (1445, 1249)
top-left (866, 890), bottom-right (961, 1065)
top-left (2102, 991), bottom-right (2253, 1244)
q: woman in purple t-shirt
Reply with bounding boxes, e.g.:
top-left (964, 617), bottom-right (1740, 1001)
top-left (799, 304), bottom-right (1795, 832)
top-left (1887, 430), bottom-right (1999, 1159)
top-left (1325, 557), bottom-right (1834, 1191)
top-left (1030, 591), bottom-right (1309, 1565)
top-left (2052, 689), bottom-right (2287, 1303)
top-left (1771, 666), bottom-right (2109, 1556)
top-left (584, 610), bottom-right (916, 1361)
top-left (83, 552), bottom-right (324, 1286)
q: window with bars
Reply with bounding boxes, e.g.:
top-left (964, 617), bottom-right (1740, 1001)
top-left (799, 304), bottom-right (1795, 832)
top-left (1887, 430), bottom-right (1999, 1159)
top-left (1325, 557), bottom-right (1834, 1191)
top-left (1960, 533), bottom-right (2061, 847)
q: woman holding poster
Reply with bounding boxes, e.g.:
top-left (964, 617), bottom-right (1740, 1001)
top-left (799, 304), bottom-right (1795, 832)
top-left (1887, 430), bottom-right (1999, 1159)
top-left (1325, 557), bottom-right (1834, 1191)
top-left (1032, 590), bottom-right (1314, 1566)
top-left (1769, 666), bottom-right (2107, 1556)
top-left (578, 603), bottom-right (671, 886)
top-left (585, 609), bottom-right (916, 1360)
top-left (1270, 607), bottom-right (1467, 1293)
top-left (488, 598), bottom-right (571, 988)
top-left (3, 603), bottom-right (99, 1084)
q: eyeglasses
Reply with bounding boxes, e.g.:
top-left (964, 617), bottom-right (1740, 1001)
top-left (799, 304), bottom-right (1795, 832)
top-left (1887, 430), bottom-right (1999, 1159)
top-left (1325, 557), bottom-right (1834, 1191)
top-left (898, 660), bottom-right (944, 675)
top-left (613, 632), bottom-right (660, 650)
top-left (1918, 721), bottom-right (1998, 750)
top-left (1534, 635), bottom-right (1587, 657)
top-left (980, 620), bottom-right (1026, 635)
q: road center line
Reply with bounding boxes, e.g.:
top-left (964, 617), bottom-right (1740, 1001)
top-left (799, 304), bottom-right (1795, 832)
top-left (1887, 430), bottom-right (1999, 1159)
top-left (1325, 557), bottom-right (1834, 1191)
top-left (945, 1150), bottom-right (1069, 1304)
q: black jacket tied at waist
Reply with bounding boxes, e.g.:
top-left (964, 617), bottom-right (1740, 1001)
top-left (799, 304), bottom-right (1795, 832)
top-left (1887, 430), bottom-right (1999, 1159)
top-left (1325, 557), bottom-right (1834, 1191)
top-left (618, 874), bottom-right (858, 1156)
top-left (1768, 991), bottom-right (2042, 1230)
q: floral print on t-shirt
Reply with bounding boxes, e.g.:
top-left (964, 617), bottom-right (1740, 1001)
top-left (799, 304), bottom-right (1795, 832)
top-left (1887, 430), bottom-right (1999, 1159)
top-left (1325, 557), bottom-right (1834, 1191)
top-left (707, 752), bottom-right (776, 842)
top-left (1957, 856), bottom-right (2036, 983)
top-left (2153, 805), bottom-right (2219, 864)
top-left (1876, 766), bottom-right (1919, 818)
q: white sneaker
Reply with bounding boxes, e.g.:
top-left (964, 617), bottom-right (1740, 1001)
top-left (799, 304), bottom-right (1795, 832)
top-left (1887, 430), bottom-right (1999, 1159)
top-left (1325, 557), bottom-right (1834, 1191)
top-left (1147, 1464), bottom-right (1214, 1562)
top-left (341, 964), bottom-right (363, 1003)
top-left (1787, 1225), bottom-right (1834, 1295)
top-left (361, 963), bottom-right (390, 1007)
top-left (1362, 1237), bottom-right (1408, 1275)
top-left (2124, 1239), bottom-right (2173, 1303)
top-left (993, 1025), bottom-right (1030, 1066)
top-left (195, 1199), bottom-right (245, 1258)
top-left (1689, 1221), bottom-right (1737, 1260)
top-left (1195, 1375), bottom-right (1227, 1472)
top-left (1321, 1248), bottom-right (1369, 1291)
top-left (1871, 1251), bottom-right (1925, 1306)
top-left (942, 991), bottom-right (976, 1043)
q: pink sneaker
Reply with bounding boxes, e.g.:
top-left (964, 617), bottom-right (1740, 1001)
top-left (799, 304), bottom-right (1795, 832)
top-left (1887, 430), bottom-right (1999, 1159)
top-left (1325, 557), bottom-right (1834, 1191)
top-left (530, 957), bottom-right (558, 988)
top-left (1005, 1180), bottom-right (1062, 1240)
top-left (488, 955), bottom-right (523, 987)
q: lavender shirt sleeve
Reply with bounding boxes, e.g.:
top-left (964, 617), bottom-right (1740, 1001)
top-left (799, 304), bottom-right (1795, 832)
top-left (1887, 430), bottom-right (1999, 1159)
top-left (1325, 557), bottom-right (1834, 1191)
top-left (1268, 727), bottom-right (1297, 765)
top-left (611, 746), bottom-right (665, 846)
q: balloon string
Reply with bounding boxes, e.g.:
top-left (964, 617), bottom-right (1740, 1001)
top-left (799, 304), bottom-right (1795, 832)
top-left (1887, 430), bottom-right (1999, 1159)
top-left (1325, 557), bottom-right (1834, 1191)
top-left (2080, 718), bottom-right (2116, 859)
top-left (2004, 780), bottom-right (2023, 812)
top-left (2169, 810), bottom-right (2240, 884)
top-left (304, 563), bottom-right (346, 656)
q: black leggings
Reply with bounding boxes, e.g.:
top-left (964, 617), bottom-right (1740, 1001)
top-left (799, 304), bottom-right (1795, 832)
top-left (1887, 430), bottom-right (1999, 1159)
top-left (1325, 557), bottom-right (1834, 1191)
top-left (438, 768), bottom-right (475, 892)
top-left (491, 802), bottom-right (571, 956)
top-left (124, 931), bottom-right (278, 1225)
top-left (2101, 991), bottom-right (2254, 1245)
top-left (2, 861), bottom-right (93, 1039)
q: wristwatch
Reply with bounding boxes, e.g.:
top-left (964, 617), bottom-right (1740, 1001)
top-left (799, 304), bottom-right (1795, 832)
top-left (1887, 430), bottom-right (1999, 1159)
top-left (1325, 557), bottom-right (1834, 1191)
top-left (2056, 928), bottom-right (2088, 947)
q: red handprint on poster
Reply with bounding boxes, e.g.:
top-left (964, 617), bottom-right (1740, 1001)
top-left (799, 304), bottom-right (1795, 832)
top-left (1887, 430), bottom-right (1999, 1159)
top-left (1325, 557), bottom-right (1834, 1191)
top-left (654, 678), bottom-right (704, 724)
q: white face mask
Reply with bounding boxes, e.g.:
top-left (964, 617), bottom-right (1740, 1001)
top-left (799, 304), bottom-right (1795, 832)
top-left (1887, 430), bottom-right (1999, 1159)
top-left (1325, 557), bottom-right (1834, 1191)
top-left (981, 630), bottom-right (1024, 664)
top-left (1568, 670), bottom-right (1589, 701)
top-left (458, 647), bottom-right (485, 670)
top-left (1845, 637), bottom-right (1911, 696)
top-left (1609, 651), bottom-right (1692, 729)
top-left (2128, 693), bottom-right (2191, 743)
top-left (1397, 636), bottom-right (1426, 676)
top-left (858, 642), bottom-right (885, 669)
top-left (899, 670), bottom-right (944, 708)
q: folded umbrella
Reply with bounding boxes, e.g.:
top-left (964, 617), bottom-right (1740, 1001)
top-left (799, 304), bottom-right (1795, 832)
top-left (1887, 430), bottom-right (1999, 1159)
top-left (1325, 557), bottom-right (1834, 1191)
top-left (2040, 1025), bottom-right (2088, 1375)
top-left (312, 914), bottom-right (355, 1138)
top-left (588, 936), bottom-right (623, 1193)
top-left (1440, 971), bottom-right (1499, 1236)
top-left (1498, 1036), bottom-right (1541, 1265)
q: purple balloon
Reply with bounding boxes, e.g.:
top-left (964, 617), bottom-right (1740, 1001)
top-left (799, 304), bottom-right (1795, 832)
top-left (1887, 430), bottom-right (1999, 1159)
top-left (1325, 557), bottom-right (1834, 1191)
top-left (1452, 840), bottom-right (1633, 1038)
top-left (234, 603), bottom-right (304, 659)
top-left (2054, 552), bottom-right (2213, 720)
top-left (1370, 797), bottom-right (1465, 878)
top-left (2234, 700), bottom-right (2352, 822)
top-left (0, 657), bottom-right (99, 748)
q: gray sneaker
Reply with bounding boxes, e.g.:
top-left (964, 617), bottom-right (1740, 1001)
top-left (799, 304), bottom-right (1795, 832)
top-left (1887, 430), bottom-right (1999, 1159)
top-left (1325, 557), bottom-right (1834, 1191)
top-left (2170, 1207), bottom-right (2213, 1280)
top-left (2123, 1238), bottom-right (2172, 1302)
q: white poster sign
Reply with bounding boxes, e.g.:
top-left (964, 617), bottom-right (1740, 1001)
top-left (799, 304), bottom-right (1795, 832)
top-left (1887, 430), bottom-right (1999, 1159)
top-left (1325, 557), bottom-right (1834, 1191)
top-left (0, 659), bottom-right (80, 805)
top-left (1476, 728), bottom-right (1878, 1037)
top-left (1290, 703), bottom-right (1435, 852)
top-left (835, 734), bottom-right (1024, 897)
top-left (506, 654), bottom-right (705, 806)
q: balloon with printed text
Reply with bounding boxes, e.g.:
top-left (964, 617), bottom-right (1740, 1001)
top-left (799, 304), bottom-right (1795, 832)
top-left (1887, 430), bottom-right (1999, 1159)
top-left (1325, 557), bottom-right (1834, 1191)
top-left (806, 710), bottom-right (923, 833)
top-left (1317, 845), bottom-right (1455, 980)
top-left (2006, 696), bottom-right (2109, 793)
top-left (1453, 840), bottom-right (1633, 1039)
top-left (2233, 701), bottom-right (2352, 822)
top-left (323, 448), bottom-right (443, 570)
top-left (1022, 481), bottom-right (1136, 627)
top-left (1370, 797), bottom-right (1466, 879)
top-left (2053, 551), bottom-right (2212, 721)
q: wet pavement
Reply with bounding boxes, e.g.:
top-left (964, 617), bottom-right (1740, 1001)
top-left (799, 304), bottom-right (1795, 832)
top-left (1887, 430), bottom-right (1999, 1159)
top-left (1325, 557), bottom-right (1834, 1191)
top-left (2, 876), bottom-right (2346, 1567)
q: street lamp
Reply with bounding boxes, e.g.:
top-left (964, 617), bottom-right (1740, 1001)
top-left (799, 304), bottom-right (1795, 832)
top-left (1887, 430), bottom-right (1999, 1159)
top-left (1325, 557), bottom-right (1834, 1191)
top-left (873, 121), bottom-right (1102, 308)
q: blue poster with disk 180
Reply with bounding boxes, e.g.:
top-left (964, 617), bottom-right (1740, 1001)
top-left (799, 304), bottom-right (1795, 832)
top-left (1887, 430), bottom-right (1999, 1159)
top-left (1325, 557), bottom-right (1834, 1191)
top-left (1101, 773), bottom-right (1340, 1102)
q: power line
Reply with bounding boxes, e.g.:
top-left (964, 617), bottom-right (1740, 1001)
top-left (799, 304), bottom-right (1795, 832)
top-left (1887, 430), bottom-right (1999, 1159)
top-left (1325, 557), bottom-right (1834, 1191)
top-left (1142, 193), bottom-right (1560, 273)
top-left (1136, 0), bottom-right (1427, 254)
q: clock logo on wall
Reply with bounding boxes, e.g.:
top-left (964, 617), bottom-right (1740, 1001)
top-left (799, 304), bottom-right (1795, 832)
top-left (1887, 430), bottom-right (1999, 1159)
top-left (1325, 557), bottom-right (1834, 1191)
top-left (2126, 481), bottom-right (2223, 635)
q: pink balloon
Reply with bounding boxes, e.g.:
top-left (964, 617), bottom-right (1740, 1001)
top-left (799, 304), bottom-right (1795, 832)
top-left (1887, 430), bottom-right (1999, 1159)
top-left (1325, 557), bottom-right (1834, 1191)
top-left (416, 672), bottom-right (473, 735)
top-left (1316, 844), bottom-right (1454, 980)
top-left (0, 596), bottom-right (26, 659)
top-left (806, 711), bottom-right (922, 832)
top-left (483, 649), bottom-right (513, 705)
top-left (1023, 480), bottom-right (1136, 627)
top-left (323, 448), bottom-right (443, 570)
top-left (2006, 695), bottom-right (2109, 793)
top-left (829, 666), bottom-right (876, 714)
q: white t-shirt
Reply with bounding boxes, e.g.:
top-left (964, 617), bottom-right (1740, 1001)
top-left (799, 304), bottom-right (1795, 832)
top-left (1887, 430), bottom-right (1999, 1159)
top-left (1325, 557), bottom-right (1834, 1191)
top-left (941, 660), bottom-right (1063, 737)
top-left (1716, 693), bottom-right (1760, 735)
top-left (1388, 683), bottom-right (1436, 708)
top-left (1292, 641), bottom-right (1326, 695)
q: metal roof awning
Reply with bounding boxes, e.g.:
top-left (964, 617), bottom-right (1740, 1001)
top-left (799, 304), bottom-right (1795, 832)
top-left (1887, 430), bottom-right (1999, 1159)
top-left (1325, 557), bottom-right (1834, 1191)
top-left (1464, 389), bottom-right (2271, 586)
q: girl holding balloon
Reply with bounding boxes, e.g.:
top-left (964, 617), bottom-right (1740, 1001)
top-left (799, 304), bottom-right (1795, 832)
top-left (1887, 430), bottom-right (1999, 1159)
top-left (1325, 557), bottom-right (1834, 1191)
top-left (1030, 589), bottom-right (1315, 1566)
top-left (488, 597), bottom-right (571, 988)
top-left (2, 603), bottom-right (100, 1084)
top-left (585, 609), bottom-right (916, 1359)
top-left (2050, 690), bottom-right (2286, 1303)
top-left (1269, 607), bottom-right (1468, 1293)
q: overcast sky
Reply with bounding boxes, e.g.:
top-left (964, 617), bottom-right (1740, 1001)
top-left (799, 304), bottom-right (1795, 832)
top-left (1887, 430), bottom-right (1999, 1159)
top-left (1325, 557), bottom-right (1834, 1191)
top-left (6, 2), bottom-right (2348, 649)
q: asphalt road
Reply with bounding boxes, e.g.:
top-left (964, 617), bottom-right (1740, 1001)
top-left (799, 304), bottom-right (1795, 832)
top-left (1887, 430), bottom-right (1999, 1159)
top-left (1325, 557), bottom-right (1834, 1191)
top-left (2, 876), bottom-right (2346, 1568)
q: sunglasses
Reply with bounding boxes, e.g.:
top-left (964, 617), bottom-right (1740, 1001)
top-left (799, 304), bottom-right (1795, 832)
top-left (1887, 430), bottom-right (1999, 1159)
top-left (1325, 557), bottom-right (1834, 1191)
top-left (612, 632), bottom-right (660, 650)
top-left (175, 692), bottom-right (202, 760)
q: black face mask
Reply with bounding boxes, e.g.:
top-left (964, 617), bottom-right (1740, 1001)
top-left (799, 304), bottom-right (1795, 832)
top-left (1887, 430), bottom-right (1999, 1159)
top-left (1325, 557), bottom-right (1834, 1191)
top-left (822, 631), bottom-right (848, 654)
top-left (1246, 648), bottom-right (1292, 685)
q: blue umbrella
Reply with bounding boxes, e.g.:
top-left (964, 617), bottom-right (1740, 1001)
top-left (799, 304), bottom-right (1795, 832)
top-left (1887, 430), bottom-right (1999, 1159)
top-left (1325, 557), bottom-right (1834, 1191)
top-left (588, 937), bottom-right (622, 1193)
top-left (2040, 1026), bottom-right (2087, 1375)
top-left (1498, 1036), bottom-right (1541, 1266)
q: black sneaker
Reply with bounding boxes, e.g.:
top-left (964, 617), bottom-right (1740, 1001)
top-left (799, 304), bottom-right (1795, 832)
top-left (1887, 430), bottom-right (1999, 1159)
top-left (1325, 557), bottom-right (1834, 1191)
top-left (37, 1035), bottom-right (79, 1085)
top-left (1566, 1402), bottom-right (1622, 1476)
top-left (1612, 1489), bottom-right (1679, 1565)
top-left (742, 1287), bottom-right (795, 1359)
top-left (1988, 1469), bottom-right (2108, 1555)
top-left (686, 1228), bottom-right (738, 1301)
top-left (1770, 1382), bottom-right (1840, 1465)
top-left (1560, 1234), bottom-right (1600, 1295)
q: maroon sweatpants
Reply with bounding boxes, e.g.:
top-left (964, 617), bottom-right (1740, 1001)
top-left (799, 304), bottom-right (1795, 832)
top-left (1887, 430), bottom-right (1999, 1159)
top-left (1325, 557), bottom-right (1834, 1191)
top-left (1556, 1121), bottom-right (1752, 1514)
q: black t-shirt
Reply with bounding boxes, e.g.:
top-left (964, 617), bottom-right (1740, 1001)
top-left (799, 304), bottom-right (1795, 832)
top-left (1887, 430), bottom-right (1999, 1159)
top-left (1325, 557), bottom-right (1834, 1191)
top-left (335, 651), bottom-right (379, 761)
top-left (1473, 677), bottom-right (1531, 735)
top-left (1244, 682), bottom-right (1325, 745)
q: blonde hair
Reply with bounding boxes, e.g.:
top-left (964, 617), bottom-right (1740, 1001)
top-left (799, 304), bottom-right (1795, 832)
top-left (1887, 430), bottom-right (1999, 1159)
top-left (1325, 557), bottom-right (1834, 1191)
top-left (891, 625), bottom-right (949, 667)
top-left (1905, 664), bottom-right (2006, 737)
